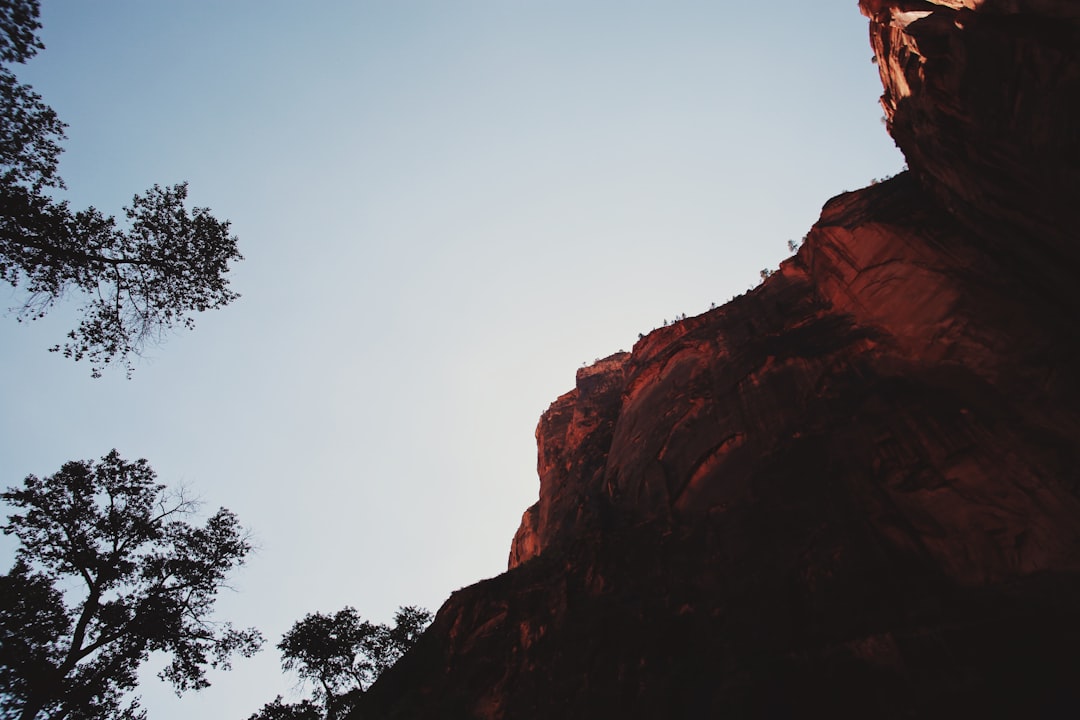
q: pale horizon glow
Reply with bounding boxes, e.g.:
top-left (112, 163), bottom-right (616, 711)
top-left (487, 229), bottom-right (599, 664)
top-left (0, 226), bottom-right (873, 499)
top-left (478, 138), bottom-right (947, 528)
top-left (0, 2), bottom-right (902, 717)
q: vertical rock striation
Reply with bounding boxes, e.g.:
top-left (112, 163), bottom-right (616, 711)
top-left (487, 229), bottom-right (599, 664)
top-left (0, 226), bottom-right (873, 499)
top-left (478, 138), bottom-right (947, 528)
top-left (354, 3), bottom-right (1080, 718)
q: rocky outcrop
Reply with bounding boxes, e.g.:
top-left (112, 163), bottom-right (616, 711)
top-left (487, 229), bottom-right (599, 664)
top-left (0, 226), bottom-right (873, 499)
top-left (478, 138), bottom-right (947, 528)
top-left (509, 353), bottom-right (630, 569)
top-left (353, 3), bottom-right (1080, 718)
top-left (863, 0), bottom-right (1080, 290)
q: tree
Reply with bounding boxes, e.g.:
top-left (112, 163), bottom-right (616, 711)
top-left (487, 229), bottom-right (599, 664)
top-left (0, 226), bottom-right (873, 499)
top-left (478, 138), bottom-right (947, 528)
top-left (243, 697), bottom-right (322, 720)
top-left (0, 450), bottom-right (263, 720)
top-left (0, 0), bottom-right (243, 377)
top-left (248, 605), bottom-right (433, 720)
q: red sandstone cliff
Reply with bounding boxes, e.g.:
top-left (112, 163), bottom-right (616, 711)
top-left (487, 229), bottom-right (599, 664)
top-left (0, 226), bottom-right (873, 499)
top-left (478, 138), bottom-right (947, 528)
top-left (354, 3), bottom-right (1080, 717)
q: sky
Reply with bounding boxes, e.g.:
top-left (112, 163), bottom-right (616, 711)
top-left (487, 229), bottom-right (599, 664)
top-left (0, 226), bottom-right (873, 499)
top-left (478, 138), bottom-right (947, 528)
top-left (0, 1), bottom-right (902, 717)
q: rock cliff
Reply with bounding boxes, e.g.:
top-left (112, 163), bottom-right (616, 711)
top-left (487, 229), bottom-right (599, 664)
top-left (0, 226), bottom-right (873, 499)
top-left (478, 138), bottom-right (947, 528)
top-left (354, 2), bottom-right (1080, 717)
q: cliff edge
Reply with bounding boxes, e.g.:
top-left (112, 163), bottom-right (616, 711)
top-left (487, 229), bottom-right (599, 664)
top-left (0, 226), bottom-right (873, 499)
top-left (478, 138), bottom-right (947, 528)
top-left (355, 3), bottom-right (1080, 717)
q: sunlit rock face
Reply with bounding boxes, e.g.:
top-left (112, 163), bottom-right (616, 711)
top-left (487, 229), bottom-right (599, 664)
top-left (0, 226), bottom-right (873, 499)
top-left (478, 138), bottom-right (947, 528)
top-left (509, 352), bottom-right (630, 569)
top-left (510, 173), bottom-right (1080, 586)
top-left (353, 4), bottom-right (1080, 718)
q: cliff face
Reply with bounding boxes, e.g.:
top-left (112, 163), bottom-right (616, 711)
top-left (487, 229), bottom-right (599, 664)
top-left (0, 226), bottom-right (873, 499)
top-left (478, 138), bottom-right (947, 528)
top-left (356, 3), bottom-right (1080, 718)
top-left (509, 173), bottom-right (1080, 585)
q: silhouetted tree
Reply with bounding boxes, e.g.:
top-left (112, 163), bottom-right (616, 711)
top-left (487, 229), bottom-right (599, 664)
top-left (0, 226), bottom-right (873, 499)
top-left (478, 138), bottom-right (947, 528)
top-left (0, 0), bottom-right (242, 377)
top-left (248, 606), bottom-right (433, 720)
top-left (244, 697), bottom-right (322, 720)
top-left (0, 451), bottom-right (263, 720)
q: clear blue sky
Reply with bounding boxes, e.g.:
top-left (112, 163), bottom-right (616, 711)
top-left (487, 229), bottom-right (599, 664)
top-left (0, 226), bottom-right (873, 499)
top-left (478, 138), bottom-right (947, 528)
top-left (0, 2), bottom-right (901, 717)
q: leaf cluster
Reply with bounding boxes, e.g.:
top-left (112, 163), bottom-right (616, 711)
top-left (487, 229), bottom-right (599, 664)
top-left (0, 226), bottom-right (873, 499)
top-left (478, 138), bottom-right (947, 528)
top-left (0, 0), bottom-right (243, 377)
top-left (0, 451), bottom-right (263, 720)
top-left (244, 696), bottom-right (323, 720)
top-left (0, 0), bottom-right (43, 65)
top-left (3, 181), bottom-right (243, 377)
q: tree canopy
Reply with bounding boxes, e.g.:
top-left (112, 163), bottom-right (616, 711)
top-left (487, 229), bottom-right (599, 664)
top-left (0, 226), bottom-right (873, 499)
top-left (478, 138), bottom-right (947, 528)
top-left (0, 0), bottom-right (242, 377)
top-left (248, 605), bottom-right (433, 720)
top-left (0, 451), bottom-right (263, 720)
